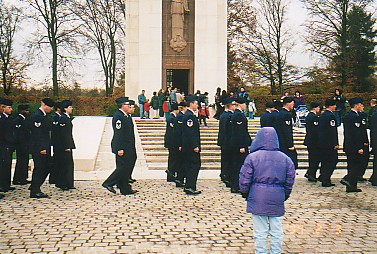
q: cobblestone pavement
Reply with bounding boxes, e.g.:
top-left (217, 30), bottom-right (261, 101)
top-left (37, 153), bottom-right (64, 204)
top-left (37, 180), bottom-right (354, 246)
top-left (1, 179), bottom-right (377, 254)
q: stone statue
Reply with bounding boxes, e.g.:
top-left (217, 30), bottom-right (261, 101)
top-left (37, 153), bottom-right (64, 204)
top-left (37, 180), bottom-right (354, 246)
top-left (170, 0), bottom-right (190, 53)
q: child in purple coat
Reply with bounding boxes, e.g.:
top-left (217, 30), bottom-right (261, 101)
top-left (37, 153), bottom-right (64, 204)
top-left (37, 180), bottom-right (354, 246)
top-left (239, 127), bottom-right (295, 254)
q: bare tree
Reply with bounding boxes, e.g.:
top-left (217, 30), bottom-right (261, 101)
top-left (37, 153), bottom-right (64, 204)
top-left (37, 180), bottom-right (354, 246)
top-left (23, 0), bottom-right (80, 98)
top-left (0, 4), bottom-right (23, 95)
top-left (301, 0), bottom-right (372, 88)
top-left (71, 0), bottom-right (124, 96)
top-left (250, 0), bottom-right (294, 95)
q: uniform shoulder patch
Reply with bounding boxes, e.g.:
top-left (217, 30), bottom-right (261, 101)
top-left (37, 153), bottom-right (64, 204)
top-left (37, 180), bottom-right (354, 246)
top-left (330, 120), bottom-right (336, 127)
top-left (116, 119), bottom-right (122, 130)
top-left (187, 119), bottom-right (193, 127)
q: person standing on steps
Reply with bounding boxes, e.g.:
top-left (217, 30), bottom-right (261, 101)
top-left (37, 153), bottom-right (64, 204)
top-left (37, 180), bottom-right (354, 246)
top-left (138, 90), bottom-right (147, 119)
top-left (181, 95), bottom-right (201, 195)
top-left (102, 97), bottom-right (138, 196)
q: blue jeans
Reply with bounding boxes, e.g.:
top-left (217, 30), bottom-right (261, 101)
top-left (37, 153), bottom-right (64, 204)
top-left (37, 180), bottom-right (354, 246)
top-left (249, 112), bottom-right (254, 120)
top-left (334, 110), bottom-right (343, 126)
top-left (139, 103), bottom-right (144, 118)
top-left (252, 214), bottom-right (283, 254)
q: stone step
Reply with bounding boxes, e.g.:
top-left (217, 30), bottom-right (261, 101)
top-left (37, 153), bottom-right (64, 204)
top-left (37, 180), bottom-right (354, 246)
top-left (141, 139), bottom-right (305, 145)
top-left (141, 144), bottom-right (310, 150)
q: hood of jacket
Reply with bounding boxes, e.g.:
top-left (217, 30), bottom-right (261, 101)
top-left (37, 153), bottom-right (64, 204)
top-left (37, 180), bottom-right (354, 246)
top-left (249, 127), bottom-right (279, 153)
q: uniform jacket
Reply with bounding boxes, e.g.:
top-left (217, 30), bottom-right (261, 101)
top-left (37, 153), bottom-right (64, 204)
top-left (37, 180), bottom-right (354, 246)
top-left (164, 112), bottom-right (176, 148)
top-left (182, 109), bottom-right (200, 152)
top-left (217, 110), bottom-right (232, 146)
top-left (318, 110), bottom-right (338, 150)
top-left (173, 111), bottom-right (184, 148)
top-left (370, 112), bottom-right (377, 154)
top-left (275, 108), bottom-right (294, 150)
top-left (29, 109), bottom-right (52, 153)
top-left (0, 113), bottom-right (15, 149)
top-left (231, 109), bottom-right (251, 149)
top-left (56, 113), bottom-right (76, 150)
top-left (304, 112), bottom-right (319, 148)
top-left (51, 112), bottom-right (61, 147)
top-left (343, 110), bottom-right (368, 154)
top-left (13, 114), bottom-right (30, 147)
top-left (260, 110), bottom-right (276, 128)
top-left (111, 109), bottom-right (135, 154)
top-left (239, 127), bottom-right (296, 216)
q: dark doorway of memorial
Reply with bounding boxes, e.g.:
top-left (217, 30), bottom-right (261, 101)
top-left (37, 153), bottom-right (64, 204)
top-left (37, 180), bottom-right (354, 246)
top-left (166, 69), bottom-right (189, 95)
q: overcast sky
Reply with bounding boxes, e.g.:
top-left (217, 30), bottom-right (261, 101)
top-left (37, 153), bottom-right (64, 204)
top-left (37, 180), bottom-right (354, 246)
top-left (8, 0), bottom-right (368, 89)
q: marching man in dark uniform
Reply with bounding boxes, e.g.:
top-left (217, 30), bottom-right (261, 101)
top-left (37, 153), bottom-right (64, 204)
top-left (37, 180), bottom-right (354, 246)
top-left (230, 97), bottom-right (251, 193)
top-left (50, 102), bottom-right (62, 185)
top-left (13, 104), bottom-right (31, 185)
top-left (29, 98), bottom-right (55, 198)
top-left (181, 95), bottom-right (201, 195)
top-left (260, 101), bottom-right (277, 128)
top-left (303, 102), bottom-right (321, 182)
top-left (341, 98), bottom-right (368, 192)
top-left (0, 98), bottom-right (4, 199)
top-left (102, 97), bottom-right (138, 195)
top-left (55, 100), bottom-right (76, 190)
top-left (369, 107), bottom-right (377, 186)
top-left (0, 99), bottom-right (16, 193)
top-left (217, 98), bottom-right (235, 186)
top-left (172, 102), bottom-right (187, 188)
top-left (128, 100), bottom-right (137, 184)
top-left (275, 97), bottom-right (298, 168)
top-left (358, 110), bottom-right (369, 181)
top-left (318, 99), bottom-right (339, 187)
top-left (164, 103), bottom-right (179, 182)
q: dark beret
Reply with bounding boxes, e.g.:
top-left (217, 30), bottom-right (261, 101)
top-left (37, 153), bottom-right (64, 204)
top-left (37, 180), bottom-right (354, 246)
top-left (42, 98), bottom-right (55, 107)
top-left (265, 101), bottom-right (275, 108)
top-left (349, 98), bottom-right (363, 107)
top-left (283, 96), bottom-right (294, 104)
top-left (325, 98), bottom-right (336, 107)
top-left (235, 97), bottom-right (246, 104)
top-left (310, 102), bottom-right (321, 109)
top-left (171, 103), bottom-right (178, 111)
top-left (1, 99), bottom-right (13, 106)
top-left (178, 101), bottom-right (187, 107)
top-left (129, 100), bottom-right (135, 106)
top-left (115, 97), bottom-right (130, 105)
top-left (60, 100), bottom-right (72, 109)
top-left (185, 95), bottom-right (197, 103)
top-left (18, 104), bottom-right (29, 111)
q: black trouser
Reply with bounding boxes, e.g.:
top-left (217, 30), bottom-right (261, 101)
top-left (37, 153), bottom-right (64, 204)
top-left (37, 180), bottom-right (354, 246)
top-left (371, 153), bottom-right (377, 184)
top-left (306, 147), bottom-right (321, 178)
top-left (320, 149), bottom-right (338, 183)
top-left (176, 150), bottom-right (185, 182)
top-left (199, 116), bottom-right (207, 126)
top-left (0, 148), bottom-right (13, 190)
top-left (55, 149), bottom-right (74, 188)
top-left (220, 147), bottom-right (232, 181)
top-left (182, 151), bottom-right (200, 190)
top-left (30, 152), bottom-right (51, 193)
top-left (14, 145), bottom-right (30, 183)
top-left (358, 147), bottom-right (370, 178)
top-left (128, 149), bottom-right (137, 180)
top-left (104, 153), bottom-right (135, 193)
top-left (344, 153), bottom-right (364, 188)
top-left (167, 148), bottom-right (179, 181)
top-left (50, 149), bottom-right (60, 184)
top-left (230, 149), bottom-right (248, 190)
top-left (281, 147), bottom-right (298, 169)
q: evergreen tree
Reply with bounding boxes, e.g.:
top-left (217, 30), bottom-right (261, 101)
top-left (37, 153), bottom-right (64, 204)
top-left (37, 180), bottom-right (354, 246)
top-left (347, 6), bottom-right (377, 92)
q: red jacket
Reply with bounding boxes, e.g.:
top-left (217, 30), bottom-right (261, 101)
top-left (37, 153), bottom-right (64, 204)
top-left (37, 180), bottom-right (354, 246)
top-left (144, 102), bottom-right (150, 111)
top-left (199, 107), bottom-right (209, 117)
top-left (162, 101), bottom-right (170, 113)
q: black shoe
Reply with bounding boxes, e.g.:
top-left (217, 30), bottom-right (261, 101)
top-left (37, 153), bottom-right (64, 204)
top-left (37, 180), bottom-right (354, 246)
top-left (13, 181), bottom-right (29, 185)
top-left (224, 181), bottom-right (231, 188)
top-left (304, 174), bottom-right (317, 182)
top-left (58, 186), bottom-right (69, 191)
top-left (30, 192), bottom-right (50, 198)
top-left (121, 189), bottom-right (139, 195)
top-left (0, 193), bottom-right (4, 199)
top-left (231, 188), bottom-right (241, 193)
top-left (165, 170), bottom-right (176, 180)
top-left (102, 184), bottom-right (116, 194)
top-left (0, 188), bottom-right (9, 193)
top-left (322, 182), bottom-right (335, 187)
top-left (174, 180), bottom-right (185, 188)
top-left (129, 178), bottom-right (136, 184)
top-left (68, 187), bottom-right (76, 190)
top-left (317, 175), bottom-right (323, 182)
top-left (184, 188), bottom-right (201, 195)
top-left (357, 177), bottom-right (367, 182)
top-left (8, 186), bottom-right (15, 191)
top-left (371, 182), bottom-right (377, 186)
top-left (346, 187), bottom-right (362, 193)
top-left (340, 178), bottom-right (351, 187)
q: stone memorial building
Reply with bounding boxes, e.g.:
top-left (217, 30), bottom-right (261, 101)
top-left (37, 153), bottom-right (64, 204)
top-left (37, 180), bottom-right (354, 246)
top-left (125, 0), bottom-right (227, 102)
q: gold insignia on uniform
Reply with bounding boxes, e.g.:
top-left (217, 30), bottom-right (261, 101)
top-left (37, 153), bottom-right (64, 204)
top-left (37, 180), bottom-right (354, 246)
top-left (314, 122), bottom-right (318, 126)
top-left (34, 122), bottom-right (41, 128)
top-left (53, 121), bottom-right (58, 125)
top-left (237, 121), bottom-right (242, 125)
top-left (330, 120), bottom-right (336, 127)
top-left (355, 122), bottom-right (360, 127)
top-left (116, 120), bottom-right (122, 130)
top-left (59, 123), bottom-right (66, 127)
top-left (178, 121), bottom-right (183, 124)
top-left (16, 124), bottom-right (21, 128)
top-left (362, 119), bottom-right (366, 125)
top-left (170, 122), bottom-right (174, 128)
top-left (285, 120), bottom-right (291, 125)
top-left (187, 119), bottom-right (193, 127)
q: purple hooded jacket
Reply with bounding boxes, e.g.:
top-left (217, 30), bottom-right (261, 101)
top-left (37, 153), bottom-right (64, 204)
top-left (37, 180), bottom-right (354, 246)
top-left (239, 127), bottom-right (296, 217)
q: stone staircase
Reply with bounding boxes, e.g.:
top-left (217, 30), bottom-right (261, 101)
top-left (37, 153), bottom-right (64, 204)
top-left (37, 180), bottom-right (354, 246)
top-left (135, 118), bottom-right (373, 171)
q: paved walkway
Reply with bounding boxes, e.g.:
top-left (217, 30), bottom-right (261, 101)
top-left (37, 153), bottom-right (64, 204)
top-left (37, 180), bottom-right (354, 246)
top-left (1, 179), bottom-right (376, 253)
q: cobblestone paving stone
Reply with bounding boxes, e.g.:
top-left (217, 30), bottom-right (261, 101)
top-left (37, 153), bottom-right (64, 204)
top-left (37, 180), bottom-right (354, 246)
top-left (0, 179), bottom-right (376, 253)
